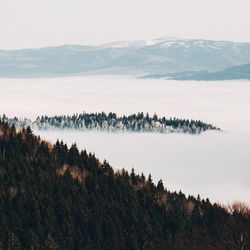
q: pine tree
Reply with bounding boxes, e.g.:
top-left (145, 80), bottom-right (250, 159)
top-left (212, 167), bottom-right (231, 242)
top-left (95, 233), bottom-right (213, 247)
top-left (7, 233), bottom-right (21, 250)
top-left (44, 234), bottom-right (58, 250)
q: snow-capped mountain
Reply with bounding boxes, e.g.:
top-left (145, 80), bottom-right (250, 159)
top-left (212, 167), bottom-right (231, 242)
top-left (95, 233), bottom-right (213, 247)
top-left (1, 38), bottom-right (250, 78)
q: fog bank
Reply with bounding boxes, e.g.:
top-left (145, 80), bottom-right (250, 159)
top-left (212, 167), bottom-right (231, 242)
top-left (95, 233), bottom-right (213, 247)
top-left (1, 76), bottom-right (250, 203)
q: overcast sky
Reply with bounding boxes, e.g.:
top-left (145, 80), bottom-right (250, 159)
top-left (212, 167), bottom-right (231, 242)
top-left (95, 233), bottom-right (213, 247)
top-left (1, 0), bottom-right (250, 49)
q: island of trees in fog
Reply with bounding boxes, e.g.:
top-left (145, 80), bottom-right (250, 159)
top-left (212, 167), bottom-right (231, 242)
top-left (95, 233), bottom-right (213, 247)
top-left (1, 112), bottom-right (220, 134)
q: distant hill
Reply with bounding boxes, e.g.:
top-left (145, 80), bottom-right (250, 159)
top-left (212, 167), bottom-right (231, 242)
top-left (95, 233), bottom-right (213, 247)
top-left (1, 38), bottom-right (250, 78)
top-left (0, 121), bottom-right (249, 249)
top-left (144, 63), bottom-right (250, 81)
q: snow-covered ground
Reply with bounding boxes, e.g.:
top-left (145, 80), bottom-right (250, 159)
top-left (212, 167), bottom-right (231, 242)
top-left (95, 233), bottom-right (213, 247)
top-left (1, 75), bottom-right (250, 204)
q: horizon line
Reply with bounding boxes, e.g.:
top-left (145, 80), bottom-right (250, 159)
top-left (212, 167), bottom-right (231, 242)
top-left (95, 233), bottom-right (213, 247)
top-left (1, 36), bottom-right (250, 51)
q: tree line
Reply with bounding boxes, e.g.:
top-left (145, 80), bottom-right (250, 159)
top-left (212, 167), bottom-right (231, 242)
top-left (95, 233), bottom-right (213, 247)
top-left (1, 112), bottom-right (220, 135)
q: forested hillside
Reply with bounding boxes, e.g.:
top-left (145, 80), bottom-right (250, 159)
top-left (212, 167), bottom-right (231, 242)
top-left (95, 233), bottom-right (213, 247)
top-left (0, 121), bottom-right (249, 249)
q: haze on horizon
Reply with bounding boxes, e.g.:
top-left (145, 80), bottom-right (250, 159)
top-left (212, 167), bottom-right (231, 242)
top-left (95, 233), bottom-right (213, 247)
top-left (1, 0), bottom-right (250, 50)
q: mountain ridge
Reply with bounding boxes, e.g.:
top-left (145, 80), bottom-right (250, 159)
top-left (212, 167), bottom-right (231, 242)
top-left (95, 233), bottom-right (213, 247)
top-left (1, 38), bottom-right (250, 78)
top-left (1, 37), bottom-right (250, 51)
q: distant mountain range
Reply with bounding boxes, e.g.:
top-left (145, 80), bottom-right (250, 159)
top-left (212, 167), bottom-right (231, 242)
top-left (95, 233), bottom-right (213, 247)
top-left (0, 37), bottom-right (250, 79)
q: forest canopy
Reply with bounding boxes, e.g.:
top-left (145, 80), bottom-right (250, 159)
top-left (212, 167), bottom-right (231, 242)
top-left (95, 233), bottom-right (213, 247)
top-left (0, 121), bottom-right (248, 250)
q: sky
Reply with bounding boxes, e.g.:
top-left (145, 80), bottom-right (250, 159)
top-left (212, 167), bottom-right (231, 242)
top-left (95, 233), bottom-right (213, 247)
top-left (1, 0), bottom-right (250, 49)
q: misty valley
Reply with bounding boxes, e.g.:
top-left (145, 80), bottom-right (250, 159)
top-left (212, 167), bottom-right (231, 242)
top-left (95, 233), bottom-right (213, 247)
top-left (1, 76), bottom-right (249, 204)
top-left (2, 0), bottom-right (250, 248)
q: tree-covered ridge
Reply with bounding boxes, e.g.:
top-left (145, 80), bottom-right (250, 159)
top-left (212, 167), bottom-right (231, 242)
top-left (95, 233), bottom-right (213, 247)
top-left (0, 121), bottom-right (249, 249)
top-left (1, 112), bottom-right (220, 134)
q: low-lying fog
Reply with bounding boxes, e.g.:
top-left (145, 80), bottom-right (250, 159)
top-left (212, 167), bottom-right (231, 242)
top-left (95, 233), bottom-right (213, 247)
top-left (1, 76), bottom-right (250, 204)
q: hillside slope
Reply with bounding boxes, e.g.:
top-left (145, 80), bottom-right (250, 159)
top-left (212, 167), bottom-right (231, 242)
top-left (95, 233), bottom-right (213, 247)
top-left (144, 63), bottom-right (250, 81)
top-left (0, 121), bottom-right (249, 249)
top-left (182, 63), bottom-right (250, 80)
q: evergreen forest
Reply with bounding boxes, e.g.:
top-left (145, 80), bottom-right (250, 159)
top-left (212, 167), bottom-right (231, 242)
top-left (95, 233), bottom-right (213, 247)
top-left (0, 121), bottom-right (249, 249)
top-left (1, 112), bottom-right (220, 135)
